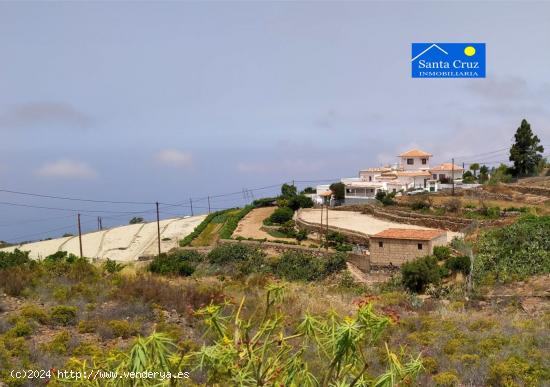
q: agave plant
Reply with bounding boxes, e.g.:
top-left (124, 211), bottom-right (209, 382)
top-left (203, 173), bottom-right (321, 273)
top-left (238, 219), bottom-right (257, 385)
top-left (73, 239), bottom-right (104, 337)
top-left (53, 283), bottom-right (422, 386)
top-left (188, 283), bottom-right (423, 386)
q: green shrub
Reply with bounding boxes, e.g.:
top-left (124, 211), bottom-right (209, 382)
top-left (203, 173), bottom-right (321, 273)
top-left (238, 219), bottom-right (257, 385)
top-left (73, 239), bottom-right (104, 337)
top-left (20, 304), bottom-right (49, 324)
top-left (401, 256), bottom-right (441, 293)
top-left (103, 258), bottom-right (124, 274)
top-left (42, 331), bottom-right (71, 355)
top-left (474, 215), bottom-right (550, 283)
top-left (8, 318), bottom-right (33, 337)
top-left (287, 194), bottom-right (314, 210)
top-left (433, 246), bottom-right (451, 261)
top-left (149, 250), bottom-right (202, 276)
top-left (411, 199), bottom-right (430, 210)
top-left (296, 229), bottom-right (308, 241)
top-left (444, 255), bottom-right (471, 275)
top-left (0, 249), bottom-right (31, 269)
top-left (375, 191), bottom-right (396, 206)
top-left (252, 197), bottom-right (277, 207)
top-left (271, 251), bottom-right (345, 281)
top-left (432, 371), bottom-right (459, 386)
top-left (268, 207), bottom-right (294, 224)
top-left (49, 305), bottom-right (78, 326)
top-left (207, 244), bottom-right (260, 265)
top-left (108, 320), bottom-right (139, 338)
top-left (277, 220), bottom-right (297, 238)
top-left (489, 356), bottom-right (548, 386)
top-left (77, 320), bottom-right (97, 334)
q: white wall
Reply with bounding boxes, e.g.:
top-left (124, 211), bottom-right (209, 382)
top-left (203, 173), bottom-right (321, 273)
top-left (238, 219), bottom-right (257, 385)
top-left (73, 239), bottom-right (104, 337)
top-left (401, 156), bottom-right (430, 171)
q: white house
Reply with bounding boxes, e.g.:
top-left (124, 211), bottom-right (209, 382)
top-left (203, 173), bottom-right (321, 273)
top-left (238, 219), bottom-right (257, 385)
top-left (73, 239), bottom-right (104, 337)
top-left (315, 148), bottom-right (463, 203)
top-left (430, 163), bottom-right (464, 182)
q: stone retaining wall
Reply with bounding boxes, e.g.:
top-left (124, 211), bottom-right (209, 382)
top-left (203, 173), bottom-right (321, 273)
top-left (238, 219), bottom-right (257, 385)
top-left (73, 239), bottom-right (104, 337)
top-left (503, 184), bottom-right (550, 198)
top-left (294, 217), bottom-right (370, 246)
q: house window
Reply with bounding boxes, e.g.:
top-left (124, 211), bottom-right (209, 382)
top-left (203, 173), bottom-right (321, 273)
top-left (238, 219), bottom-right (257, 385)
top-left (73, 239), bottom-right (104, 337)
top-left (432, 174), bottom-right (437, 179)
top-left (407, 158), bottom-right (414, 165)
top-left (368, 176), bottom-right (372, 181)
top-left (378, 241), bottom-right (383, 248)
top-left (417, 243), bottom-right (423, 250)
top-left (421, 158), bottom-right (427, 165)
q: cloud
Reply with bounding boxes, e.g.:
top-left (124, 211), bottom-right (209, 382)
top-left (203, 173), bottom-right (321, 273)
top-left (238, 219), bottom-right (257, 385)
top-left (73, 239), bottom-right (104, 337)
top-left (154, 149), bottom-right (193, 168)
top-left (0, 102), bottom-right (92, 129)
top-left (35, 160), bottom-right (98, 179)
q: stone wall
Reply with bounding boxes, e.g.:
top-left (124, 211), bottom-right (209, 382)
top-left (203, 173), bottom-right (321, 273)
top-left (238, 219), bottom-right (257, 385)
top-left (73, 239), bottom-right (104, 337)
top-left (294, 216), bottom-right (370, 246)
top-left (503, 184), bottom-right (550, 198)
top-left (333, 203), bottom-right (505, 232)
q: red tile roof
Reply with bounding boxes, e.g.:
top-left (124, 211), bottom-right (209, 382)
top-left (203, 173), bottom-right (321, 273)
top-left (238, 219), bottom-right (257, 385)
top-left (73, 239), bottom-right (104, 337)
top-left (396, 170), bottom-right (432, 177)
top-left (371, 228), bottom-right (446, 241)
top-left (398, 149), bottom-right (433, 157)
top-left (430, 163), bottom-right (464, 172)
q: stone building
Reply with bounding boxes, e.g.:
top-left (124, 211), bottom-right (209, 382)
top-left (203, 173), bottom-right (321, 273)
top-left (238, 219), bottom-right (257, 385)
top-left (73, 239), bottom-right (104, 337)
top-left (369, 228), bottom-right (447, 266)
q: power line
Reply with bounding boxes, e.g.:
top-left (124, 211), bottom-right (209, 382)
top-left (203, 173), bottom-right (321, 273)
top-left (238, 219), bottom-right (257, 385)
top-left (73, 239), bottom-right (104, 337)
top-left (0, 201), bottom-right (155, 215)
top-left (0, 188), bottom-right (156, 205)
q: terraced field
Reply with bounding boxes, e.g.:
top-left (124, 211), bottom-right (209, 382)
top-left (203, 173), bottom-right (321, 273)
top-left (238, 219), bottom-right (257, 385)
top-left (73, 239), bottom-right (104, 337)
top-left (0, 215), bottom-right (206, 261)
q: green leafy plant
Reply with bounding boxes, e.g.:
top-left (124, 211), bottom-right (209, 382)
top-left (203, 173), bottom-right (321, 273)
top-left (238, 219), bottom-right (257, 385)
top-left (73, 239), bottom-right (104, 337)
top-left (401, 256), bottom-right (441, 293)
top-left (268, 206), bottom-right (294, 224)
top-left (188, 283), bottom-right (423, 386)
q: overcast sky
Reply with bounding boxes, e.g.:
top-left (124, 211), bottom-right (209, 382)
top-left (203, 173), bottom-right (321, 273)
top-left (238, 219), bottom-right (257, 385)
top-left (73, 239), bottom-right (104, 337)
top-left (1, 1), bottom-right (550, 242)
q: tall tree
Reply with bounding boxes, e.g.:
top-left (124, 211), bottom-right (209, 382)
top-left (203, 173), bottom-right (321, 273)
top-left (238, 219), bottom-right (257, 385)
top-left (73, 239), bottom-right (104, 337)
top-left (509, 119), bottom-right (544, 177)
top-left (469, 163), bottom-right (480, 177)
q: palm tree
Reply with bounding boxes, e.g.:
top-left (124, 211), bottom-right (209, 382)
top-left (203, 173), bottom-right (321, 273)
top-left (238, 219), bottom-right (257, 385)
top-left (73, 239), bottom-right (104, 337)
top-left (469, 163), bottom-right (480, 177)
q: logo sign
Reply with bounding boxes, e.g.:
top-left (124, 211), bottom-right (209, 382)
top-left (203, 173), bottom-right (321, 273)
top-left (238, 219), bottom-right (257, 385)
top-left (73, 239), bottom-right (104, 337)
top-left (411, 43), bottom-right (485, 78)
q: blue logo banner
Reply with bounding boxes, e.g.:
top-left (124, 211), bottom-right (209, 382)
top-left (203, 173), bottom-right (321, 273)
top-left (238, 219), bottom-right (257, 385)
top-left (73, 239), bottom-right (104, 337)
top-left (411, 43), bottom-right (486, 78)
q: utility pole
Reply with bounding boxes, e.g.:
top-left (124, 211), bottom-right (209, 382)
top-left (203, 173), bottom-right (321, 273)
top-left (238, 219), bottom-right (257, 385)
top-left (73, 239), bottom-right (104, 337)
top-left (99, 217), bottom-right (103, 230)
top-left (77, 213), bottom-right (83, 258)
top-left (189, 198), bottom-right (194, 216)
top-left (207, 196), bottom-right (211, 214)
top-left (325, 204), bottom-right (329, 250)
top-left (156, 202), bottom-right (161, 256)
top-left (319, 205), bottom-right (324, 245)
top-left (97, 216), bottom-right (101, 231)
top-left (452, 158), bottom-right (455, 196)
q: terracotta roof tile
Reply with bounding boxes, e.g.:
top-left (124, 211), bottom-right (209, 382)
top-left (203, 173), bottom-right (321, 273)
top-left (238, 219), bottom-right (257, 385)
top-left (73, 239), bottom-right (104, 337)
top-left (430, 163), bottom-right (464, 172)
top-left (398, 149), bottom-right (433, 157)
top-left (371, 228), bottom-right (446, 241)
top-left (396, 171), bottom-right (432, 177)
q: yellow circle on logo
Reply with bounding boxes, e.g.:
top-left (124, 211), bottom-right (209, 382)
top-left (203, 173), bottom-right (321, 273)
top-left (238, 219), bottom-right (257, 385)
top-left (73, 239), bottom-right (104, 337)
top-left (464, 46), bottom-right (476, 56)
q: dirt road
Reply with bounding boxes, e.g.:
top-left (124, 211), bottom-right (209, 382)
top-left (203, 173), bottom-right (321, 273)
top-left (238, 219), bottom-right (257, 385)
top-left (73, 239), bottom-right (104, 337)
top-left (232, 207), bottom-right (295, 242)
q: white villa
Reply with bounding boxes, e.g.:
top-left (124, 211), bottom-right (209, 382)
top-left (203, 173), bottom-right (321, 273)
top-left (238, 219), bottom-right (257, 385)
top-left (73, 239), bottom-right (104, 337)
top-left (315, 149), bottom-right (464, 203)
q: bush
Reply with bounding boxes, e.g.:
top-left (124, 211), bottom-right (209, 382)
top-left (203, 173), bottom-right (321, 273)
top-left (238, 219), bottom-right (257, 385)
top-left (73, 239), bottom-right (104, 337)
top-left (288, 194), bottom-right (314, 211)
top-left (329, 182), bottom-right (346, 200)
top-left (271, 251), bottom-right (345, 281)
top-left (376, 191), bottom-right (396, 206)
top-left (432, 371), bottom-right (459, 386)
top-left (108, 320), bottom-right (139, 338)
top-left (277, 220), bottom-right (297, 238)
top-left (20, 305), bottom-right (49, 325)
top-left (0, 249), bottom-right (31, 270)
top-left (268, 207), bottom-right (294, 224)
top-left (401, 256), bottom-right (441, 293)
top-left (411, 199), bottom-right (430, 210)
top-left (296, 229), bottom-right (308, 241)
top-left (129, 217), bottom-right (144, 224)
top-left (207, 244), bottom-right (261, 265)
top-left (444, 255), bottom-right (471, 275)
top-left (443, 198), bottom-right (462, 213)
top-left (149, 250), bottom-right (202, 276)
top-left (103, 258), bottom-right (124, 274)
top-left (474, 215), bottom-right (550, 283)
top-left (252, 197), bottom-right (276, 207)
top-left (49, 306), bottom-right (78, 326)
top-left (433, 246), bottom-right (451, 261)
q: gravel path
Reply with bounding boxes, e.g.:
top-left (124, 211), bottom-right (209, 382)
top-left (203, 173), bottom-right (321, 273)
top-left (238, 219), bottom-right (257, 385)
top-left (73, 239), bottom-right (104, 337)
top-left (232, 207), bottom-right (295, 242)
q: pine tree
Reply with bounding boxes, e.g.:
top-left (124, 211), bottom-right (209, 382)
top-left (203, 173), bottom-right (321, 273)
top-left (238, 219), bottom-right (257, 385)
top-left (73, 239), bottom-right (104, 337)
top-left (509, 119), bottom-right (544, 177)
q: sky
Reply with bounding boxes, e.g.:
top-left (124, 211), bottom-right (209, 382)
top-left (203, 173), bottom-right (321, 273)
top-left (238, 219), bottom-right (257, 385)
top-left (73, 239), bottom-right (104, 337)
top-left (1, 1), bottom-right (550, 242)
